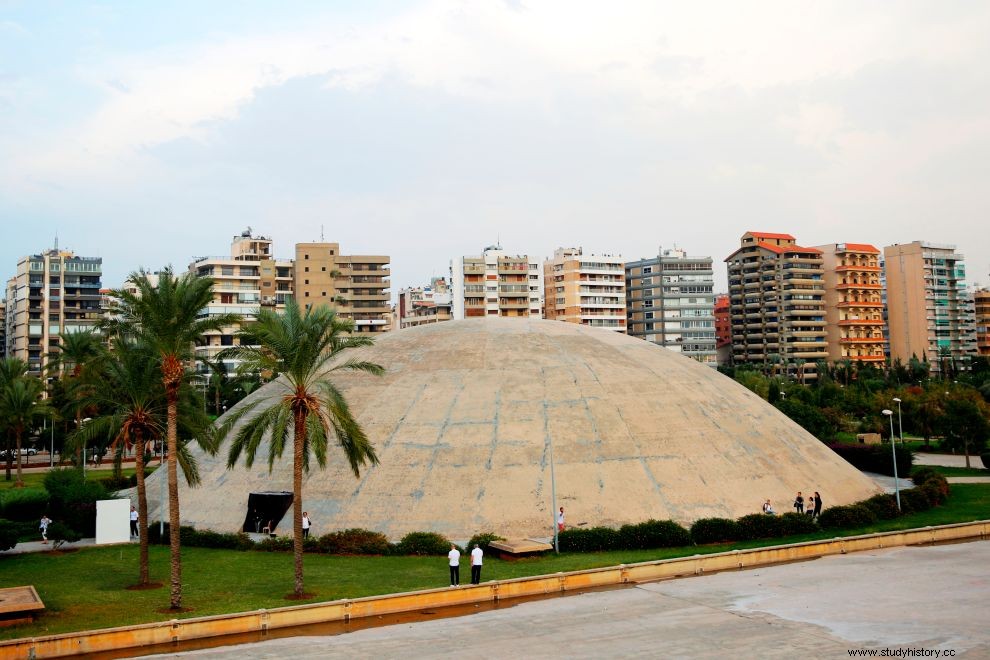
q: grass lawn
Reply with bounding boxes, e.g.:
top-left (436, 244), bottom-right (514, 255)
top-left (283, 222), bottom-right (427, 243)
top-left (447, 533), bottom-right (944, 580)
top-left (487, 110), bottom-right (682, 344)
top-left (0, 466), bottom-right (158, 492)
top-left (924, 465), bottom-right (989, 477)
top-left (1, 483), bottom-right (988, 642)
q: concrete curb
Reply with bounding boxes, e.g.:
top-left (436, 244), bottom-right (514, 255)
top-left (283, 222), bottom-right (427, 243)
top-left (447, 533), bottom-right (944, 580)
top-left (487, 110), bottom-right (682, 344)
top-left (3, 520), bottom-right (988, 659)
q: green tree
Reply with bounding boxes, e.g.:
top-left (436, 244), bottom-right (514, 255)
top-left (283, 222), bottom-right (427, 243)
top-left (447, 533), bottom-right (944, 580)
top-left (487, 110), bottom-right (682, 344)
top-left (52, 329), bottom-right (106, 466)
top-left (102, 268), bottom-right (238, 609)
top-left (218, 299), bottom-right (382, 597)
top-left (940, 398), bottom-right (990, 468)
top-left (0, 371), bottom-right (54, 486)
top-left (0, 357), bottom-right (30, 481)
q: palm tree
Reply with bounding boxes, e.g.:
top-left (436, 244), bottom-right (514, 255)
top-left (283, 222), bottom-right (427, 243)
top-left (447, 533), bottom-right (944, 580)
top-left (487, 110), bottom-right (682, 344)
top-left (102, 267), bottom-right (239, 610)
top-left (0, 373), bottom-right (53, 487)
top-left (0, 358), bottom-right (30, 481)
top-left (51, 329), bottom-right (105, 465)
top-left (217, 298), bottom-right (382, 597)
top-left (69, 340), bottom-right (213, 586)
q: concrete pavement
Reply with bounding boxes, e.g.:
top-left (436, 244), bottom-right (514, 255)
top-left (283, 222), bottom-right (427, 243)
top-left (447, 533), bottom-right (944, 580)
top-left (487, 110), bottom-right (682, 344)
top-left (156, 540), bottom-right (990, 659)
top-left (915, 452), bottom-right (987, 469)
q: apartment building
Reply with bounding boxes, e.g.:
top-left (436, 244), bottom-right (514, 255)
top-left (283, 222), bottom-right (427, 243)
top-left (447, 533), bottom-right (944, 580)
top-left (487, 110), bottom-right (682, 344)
top-left (976, 288), bottom-right (990, 357)
top-left (190, 232), bottom-right (294, 366)
top-left (398, 277), bottom-right (453, 329)
top-left (714, 293), bottom-right (731, 366)
top-left (543, 248), bottom-right (625, 332)
top-left (884, 241), bottom-right (976, 373)
top-left (626, 248), bottom-right (716, 365)
top-left (725, 232), bottom-right (827, 379)
top-left (450, 246), bottom-right (543, 319)
top-left (4, 247), bottom-right (103, 376)
top-left (294, 242), bottom-right (391, 333)
top-left (816, 243), bottom-right (886, 365)
top-left (0, 299), bottom-right (6, 359)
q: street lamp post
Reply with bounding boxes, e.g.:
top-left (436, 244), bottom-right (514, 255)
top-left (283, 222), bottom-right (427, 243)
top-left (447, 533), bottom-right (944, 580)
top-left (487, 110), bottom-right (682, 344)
top-left (882, 409), bottom-right (901, 511)
top-left (549, 435), bottom-right (559, 554)
top-left (892, 397), bottom-right (903, 444)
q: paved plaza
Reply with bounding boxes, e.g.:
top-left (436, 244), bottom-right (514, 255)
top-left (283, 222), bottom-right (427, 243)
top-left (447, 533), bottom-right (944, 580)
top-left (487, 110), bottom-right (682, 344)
top-left (158, 540), bottom-right (989, 659)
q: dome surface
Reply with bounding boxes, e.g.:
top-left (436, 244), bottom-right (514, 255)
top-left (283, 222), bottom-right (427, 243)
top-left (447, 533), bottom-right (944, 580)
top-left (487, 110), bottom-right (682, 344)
top-left (148, 319), bottom-right (878, 539)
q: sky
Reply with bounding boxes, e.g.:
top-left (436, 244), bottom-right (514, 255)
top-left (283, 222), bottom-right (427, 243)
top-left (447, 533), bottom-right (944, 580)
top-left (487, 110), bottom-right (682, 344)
top-left (2, 1), bottom-right (989, 295)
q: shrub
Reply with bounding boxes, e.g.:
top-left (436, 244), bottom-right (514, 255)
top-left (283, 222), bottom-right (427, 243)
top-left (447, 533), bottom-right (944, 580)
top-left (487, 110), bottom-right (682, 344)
top-left (817, 505), bottom-right (877, 530)
top-left (0, 489), bottom-right (50, 522)
top-left (255, 535), bottom-right (293, 552)
top-left (99, 475), bottom-right (132, 492)
top-left (862, 493), bottom-right (901, 520)
top-left (617, 519), bottom-right (691, 549)
top-left (899, 488), bottom-right (932, 514)
top-left (827, 444), bottom-right (914, 477)
top-left (0, 519), bottom-right (18, 551)
top-left (736, 514), bottom-right (784, 540)
top-left (317, 528), bottom-right (391, 555)
top-left (690, 518), bottom-right (741, 545)
top-left (43, 468), bottom-right (108, 536)
top-left (396, 531), bottom-right (453, 556)
top-left (909, 467), bottom-right (939, 485)
top-left (47, 522), bottom-right (82, 549)
top-left (557, 526), bottom-right (620, 552)
top-left (465, 532), bottom-right (506, 555)
top-left (981, 453), bottom-right (990, 470)
top-left (920, 482), bottom-right (948, 507)
top-left (778, 512), bottom-right (818, 535)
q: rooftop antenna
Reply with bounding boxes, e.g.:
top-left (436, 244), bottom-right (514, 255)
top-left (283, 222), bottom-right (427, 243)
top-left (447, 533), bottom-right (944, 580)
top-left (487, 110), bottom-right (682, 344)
top-left (54, 232), bottom-right (59, 251)
top-left (321, 224), bottom-right (324, 242)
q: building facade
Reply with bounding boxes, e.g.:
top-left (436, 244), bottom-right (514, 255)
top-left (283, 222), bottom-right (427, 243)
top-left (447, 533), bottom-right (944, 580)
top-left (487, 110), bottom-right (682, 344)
top-left (450, 246), bottom-right (543, 319)
top-left (714, 293), bottom-right (731, 366)
top-left (4, 248), bottom-right (103, 376)
top-left (626, 248), bottom-right (716, 365)
top-left (398, 277), bottom-right (453, 329)
top-left (725, 232), bottom-right (827, 380)
top-left (976, 288), bottom-right (990, 358)
top-left (543, 247), bottom-right (625, 331)
top-left (883, 241), bottom-right (976, 373)
top-left (294, 242), bottom-right (391, 333)
top-left (816, 243), bottom-right (886, 365)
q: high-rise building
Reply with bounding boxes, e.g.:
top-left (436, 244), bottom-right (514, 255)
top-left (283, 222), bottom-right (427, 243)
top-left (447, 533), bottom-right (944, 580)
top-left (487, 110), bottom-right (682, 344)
top-left (714, 293), bottom-right (731, 366)
top-left (4, 247), bottom-right (103, 376)
top-left (626, 248), bottom-right (716, 365)
top-left (725, 232), bottom-right (827, 379)
top-left (398, 277), bottom-right (453, 329)
top-left (976, 288), bottom-right (990, 357)
top-left (815, 243), bottom-right (886, 365)
top-left (189, 230), bottom-right (391, 370)
top-left (294, 243), bottom-right (391, 333)
top-left (0, 298), bottom-right (6, 359)
top-left (190, 231), bottom-right (294, 366)
top-left (543, 247), bottom-right (625, 332)
top-left (450, 246), bottom-right (543, 319)
top-left (884, 241), bottom-right (976, 373)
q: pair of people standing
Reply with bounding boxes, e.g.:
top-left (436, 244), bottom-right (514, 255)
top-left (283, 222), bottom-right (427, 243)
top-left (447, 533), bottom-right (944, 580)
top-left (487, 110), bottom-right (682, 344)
top-left (447, 543), bottom-right (484, 586)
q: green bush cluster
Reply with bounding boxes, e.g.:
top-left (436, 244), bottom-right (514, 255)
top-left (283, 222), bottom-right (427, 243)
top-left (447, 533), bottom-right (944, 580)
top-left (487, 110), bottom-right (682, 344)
top-left (981, 453), bottom-right (990, 470)
top-left (557, 520), bottom-right (691, 552)
top-left (43, 468), bottom-right (108, 536)
top-left (318, 528), bottom-right (391, 555)
top-left (0, 519), bottom-right (18, 551)
top-left (817, 504), bottom-right (878, 530)
top-left (689, 518), bottom-right (741, 544)
top-left (861, 494), bottom-right (901, 520)
top-left (827, 443), bottom-right (914, 477)
top-left (465, 532), bottom-right (506, 554)
top-left (0, 489), bottom-right (50, 522)
top-left (395, 531), bottom-right (453, 556)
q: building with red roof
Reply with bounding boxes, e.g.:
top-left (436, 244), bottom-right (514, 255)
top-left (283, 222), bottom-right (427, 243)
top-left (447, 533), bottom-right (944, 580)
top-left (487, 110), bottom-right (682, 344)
top-left (815, 243), bottom-right (886, 365)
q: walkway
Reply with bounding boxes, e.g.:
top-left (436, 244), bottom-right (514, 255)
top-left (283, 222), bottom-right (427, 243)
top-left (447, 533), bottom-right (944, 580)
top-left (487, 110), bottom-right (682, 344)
top-left (158, 541), bottom-right (990, 658)
top-left (915, 452), bottom-right (985, 468)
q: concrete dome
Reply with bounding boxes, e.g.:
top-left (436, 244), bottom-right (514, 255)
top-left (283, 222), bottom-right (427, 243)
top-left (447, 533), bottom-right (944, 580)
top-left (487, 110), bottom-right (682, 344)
top-left (148, 319), bottom-right (878, 540)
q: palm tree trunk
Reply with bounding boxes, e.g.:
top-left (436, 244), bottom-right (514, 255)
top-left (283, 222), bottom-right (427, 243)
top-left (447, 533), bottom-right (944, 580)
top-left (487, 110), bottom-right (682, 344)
top-left (134, 431), bottom-right (150, 586)
top-left (293, 408), bottom-right (306, 597)
top-left (14, 426), bottom-right (24, 488)
top-left (166, 387), bottom-right (182, 609)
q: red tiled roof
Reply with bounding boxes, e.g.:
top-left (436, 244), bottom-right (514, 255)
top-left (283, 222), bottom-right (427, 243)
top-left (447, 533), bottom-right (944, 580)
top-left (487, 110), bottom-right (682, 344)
top-left (839, 243), bottom-right (880, 254)
top-left (748, 231), bottom-right (795, 240)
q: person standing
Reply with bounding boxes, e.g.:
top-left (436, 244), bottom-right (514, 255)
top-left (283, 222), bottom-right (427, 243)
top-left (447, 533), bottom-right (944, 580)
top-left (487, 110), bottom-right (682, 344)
top-left (806, 492), bottom-right (816, 516)
top-left (813, 492), bottom-right (823, 518)
top-left (448, 544), bottom-right (461, 587)
top-left (129, 506), bottom-right (139, 538)
top-left (470, 544), bottom-right (483, 585)
top-left (793, 492), bottom-right (804, 514)
top-left (302, 512), bottom-right (312, 539)
top-left (40, 515), bottom-right (51, 544)
top-left (557, 507), bottom-right (565, 532)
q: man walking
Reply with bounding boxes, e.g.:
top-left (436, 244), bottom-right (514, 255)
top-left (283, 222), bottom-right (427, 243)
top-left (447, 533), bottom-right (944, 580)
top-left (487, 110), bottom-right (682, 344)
top-left (448, 543), bottom-right (460, 587)
top-left (129, 506), bottom-right (139, 538)
top-left (40, 514), bottom-right (51, 544)
top-left (470, 543), bottom-right (484, 585)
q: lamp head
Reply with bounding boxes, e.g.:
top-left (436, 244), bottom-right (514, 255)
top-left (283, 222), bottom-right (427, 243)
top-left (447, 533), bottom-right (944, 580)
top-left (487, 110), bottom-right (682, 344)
top-left (882, 409), bottom-right (893, 416)
top-left (893, 397), bottom-right (901, 403)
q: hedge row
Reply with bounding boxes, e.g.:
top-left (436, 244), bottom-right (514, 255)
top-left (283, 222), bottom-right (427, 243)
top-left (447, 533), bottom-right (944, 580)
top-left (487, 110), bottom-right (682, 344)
top-left (827, 443), bottom-right (914, 477)
top-left (557, 520), bottom-right (691, 552)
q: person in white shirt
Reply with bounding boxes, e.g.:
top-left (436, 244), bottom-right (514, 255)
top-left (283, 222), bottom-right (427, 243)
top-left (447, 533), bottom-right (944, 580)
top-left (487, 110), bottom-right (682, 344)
top-left (302, 512), bottom-right (312, 539)
top-left (448, 544), bottom-right (461, 586)
top-left (762, 499), bottom-right (776, 515)
top-left (129, 506), bottom-right (139, 538)
top-left (557, 507), bottom-right (565, 531)
top-left (470, 544), bottom-right (484, 584)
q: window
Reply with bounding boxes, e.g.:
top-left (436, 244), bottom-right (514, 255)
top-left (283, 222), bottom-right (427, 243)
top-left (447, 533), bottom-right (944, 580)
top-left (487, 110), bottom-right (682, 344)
top-left (643, 267), bottom-right (652, 274)
top-left (321, 266), bottom-right (326, 271)
top-left (304, 279), bottom-right (309, 285)
top-left (304, 254), bottom-right (309, 260)
top-left (220, 335), bottom-right (234, 346)
top-left (304, 267), bottom-right (309, 272)
top-left (322, 292), bottom-right (327, 297)
top-left (304, 292), bottom-right (310, 297)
